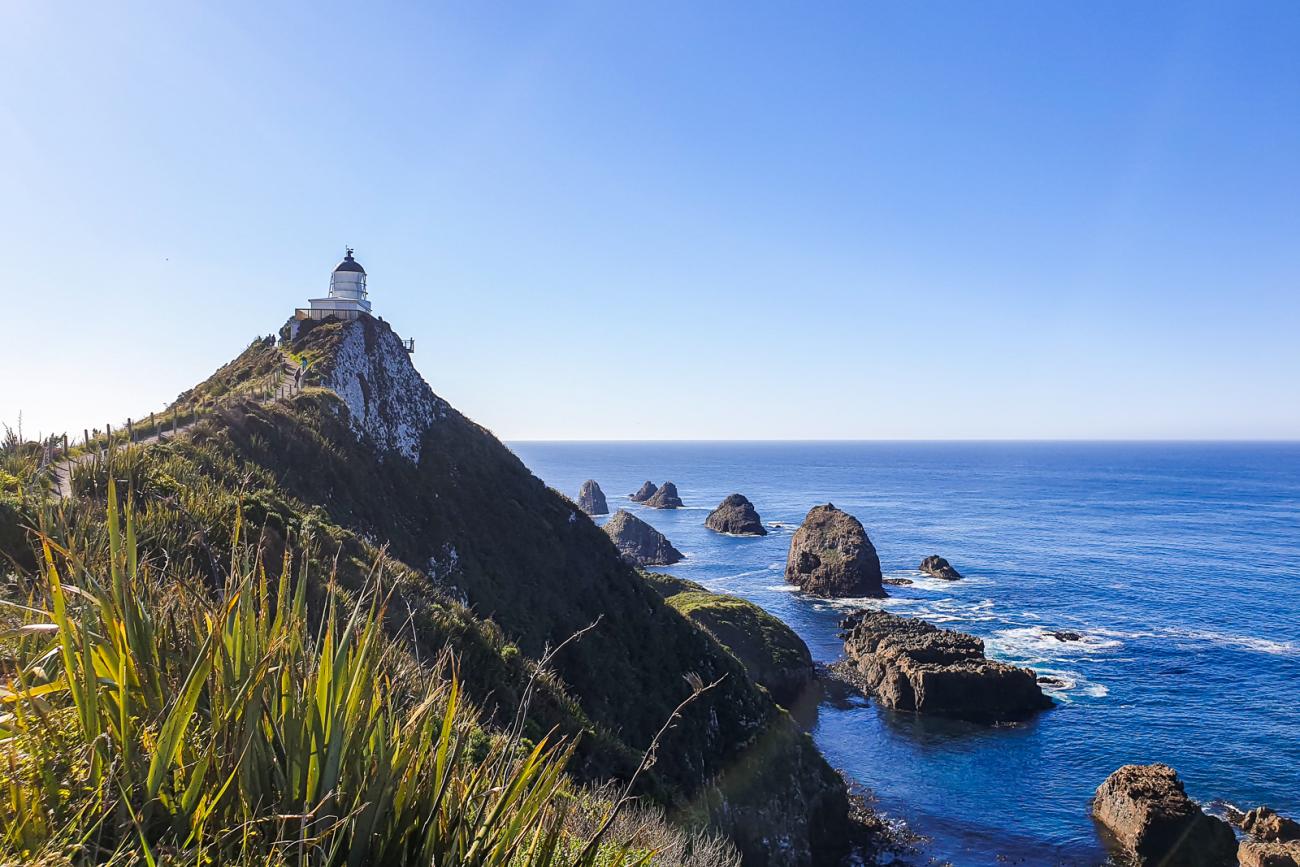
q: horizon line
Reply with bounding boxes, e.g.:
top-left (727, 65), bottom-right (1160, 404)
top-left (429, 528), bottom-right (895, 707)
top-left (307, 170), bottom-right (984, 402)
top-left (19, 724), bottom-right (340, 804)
top-left (505, 437), bottom-right (1300, 444)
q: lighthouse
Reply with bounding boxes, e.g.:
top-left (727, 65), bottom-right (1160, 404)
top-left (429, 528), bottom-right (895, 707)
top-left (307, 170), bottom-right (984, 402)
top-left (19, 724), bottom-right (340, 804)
top-left (290, 249), bottom-right (413, 350)
top-left (296, 248), bottom-right (372, 323)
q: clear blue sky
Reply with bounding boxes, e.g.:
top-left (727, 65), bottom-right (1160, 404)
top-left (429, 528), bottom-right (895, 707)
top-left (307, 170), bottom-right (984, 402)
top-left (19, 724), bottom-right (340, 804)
top-left (3, 2), bottom-right (1298, 440)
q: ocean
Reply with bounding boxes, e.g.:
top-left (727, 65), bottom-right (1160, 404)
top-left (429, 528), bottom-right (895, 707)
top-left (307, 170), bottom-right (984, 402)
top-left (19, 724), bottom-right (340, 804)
top-left (508, 441), bottom-right (1300, 866)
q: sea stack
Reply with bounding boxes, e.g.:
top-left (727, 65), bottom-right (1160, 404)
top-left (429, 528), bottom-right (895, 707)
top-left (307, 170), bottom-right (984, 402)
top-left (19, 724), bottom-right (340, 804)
top-left (785, 504), bottom-right (884, 597)
top-left (576, 480), bottom-right (608, 515)
top-left (603, 509), bottom-right (683, 566)
top-left (919, 555), bottom-right (962, 580)
top-left (1092, 764), bottom-right (1236, 867)
top-left (838, 609), bottom-right (1052, 722)
top-left (705, 494), bottom-right (767, 536)
top-left (643, 481), bottom-right (684, 509)
top-left (629, 481), bottom-right (658, 503)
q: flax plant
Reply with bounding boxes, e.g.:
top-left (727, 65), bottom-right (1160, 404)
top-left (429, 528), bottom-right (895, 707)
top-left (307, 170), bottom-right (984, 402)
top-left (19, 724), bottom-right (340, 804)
top-left (0, 482), bottom-right (654, 866)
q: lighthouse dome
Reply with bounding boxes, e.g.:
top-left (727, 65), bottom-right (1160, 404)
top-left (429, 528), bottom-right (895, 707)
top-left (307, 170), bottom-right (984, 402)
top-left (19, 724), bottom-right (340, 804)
top-left (334, 249), bottom-right (366, 274)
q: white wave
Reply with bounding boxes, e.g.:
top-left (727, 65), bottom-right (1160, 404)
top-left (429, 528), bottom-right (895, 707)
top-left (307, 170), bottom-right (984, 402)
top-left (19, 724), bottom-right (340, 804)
top-left (1092, 626), bottom-right (1300, 658)
top-left (1029, 667), bottom-right (1109, 702)
top-left (987, 626), bottom-right (1122, 664)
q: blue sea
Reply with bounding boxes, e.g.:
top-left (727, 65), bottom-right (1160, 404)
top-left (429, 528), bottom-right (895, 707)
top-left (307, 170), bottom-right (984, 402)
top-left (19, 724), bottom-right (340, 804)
top-left (509, 442), bottom-right (1300, 866)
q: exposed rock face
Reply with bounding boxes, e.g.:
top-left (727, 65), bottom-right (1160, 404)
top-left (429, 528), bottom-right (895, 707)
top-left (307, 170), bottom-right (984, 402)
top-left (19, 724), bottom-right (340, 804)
top-left (603, 509), bottom-right (683, 566)
top-left (1092, 764), bottom-right (1237, 867)
top-left (706, 494), bottom-right (767, 536)
top-left (643, 481), bottom-right (684, 509)
top-left (919, 555), bottom-right (962, 580)
top-left (629, 481), bottom-right (658, 502)
top-left (1238, 808), bottom-right (1300, 867)
top-left (883, 577), bottom-right (914, 586)
top-left (839, 609), bottom-right (1052, 721)
top-left (1053, 631), bottom-right (1083, 642)
top-left (576, 479), bottom-right (608, 515)
top-left (785, 504), bottom-right (884, 598)
top-left (311, 316), bottom-right (449, 462)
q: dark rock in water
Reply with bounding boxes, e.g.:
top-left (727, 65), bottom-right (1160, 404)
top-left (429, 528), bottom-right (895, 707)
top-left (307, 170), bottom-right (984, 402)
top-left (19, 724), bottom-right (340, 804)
top-left (882, 577), bottom-right (914, 586)
top-left (706, 494), bottom-right (767, 536)
top-left (576, 479), bottom-right (608, 515)
top-left (919, 555), bottom-right (962, 580)
top-left (1240, 806), bottom-right (1300, 842)
top-left (1092, 764), bottom-right (1237, 867)
top-left (785, 504), bottom-right (885, 598)
top-left (1053, 631), bottom-right (1083, 642)
top-left (603, 509), bottom-right (683, 566)
top-left (1037, 675), bottom-right (1068, 688)
top-left (629, 481), bottom-right (658, 502)
top-left (643, 481), bottom-right (684, 509)
top-left (839, 609), bottom-right (1052, 722)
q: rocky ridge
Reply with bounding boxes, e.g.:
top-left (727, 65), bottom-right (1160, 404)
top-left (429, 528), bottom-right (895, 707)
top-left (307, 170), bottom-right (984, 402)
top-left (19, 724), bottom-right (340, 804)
top-left (705, 494), bottom-right (767, 536)
top-left (785, 504), bottom-right (885, 597)
top-left (838, 609), bottom-right (1052, 722)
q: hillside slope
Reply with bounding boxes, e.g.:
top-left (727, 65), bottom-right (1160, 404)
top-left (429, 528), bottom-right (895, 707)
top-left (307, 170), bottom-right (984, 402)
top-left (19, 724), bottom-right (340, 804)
top-left (52, 315), bottom-right (852, 866)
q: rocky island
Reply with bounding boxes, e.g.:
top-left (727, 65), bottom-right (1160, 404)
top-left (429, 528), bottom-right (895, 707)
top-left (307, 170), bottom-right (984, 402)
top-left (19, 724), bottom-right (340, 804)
top-left (1092, 764), bottom-right (1237, 867)
top-left (576, 479), bottom-right (608, 515)
top-left (643, 481), bottom-right (684, 509)
top-left (919, 554), bottom-right (962, 580)
top-left (705, 493), bottom-right (767, 536)
top-left (785, 504), bottom-right (885, 597)
top-left (629, 480), bottom-right (658, 502)
top-left (837, 609), bottom-right (1052, 721)
top-left (603, 509), bottom-right (684, 565)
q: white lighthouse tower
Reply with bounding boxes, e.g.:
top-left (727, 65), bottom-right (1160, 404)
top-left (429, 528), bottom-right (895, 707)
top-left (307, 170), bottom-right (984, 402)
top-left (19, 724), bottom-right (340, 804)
top-left (296, 248), bottom-right (372, 324)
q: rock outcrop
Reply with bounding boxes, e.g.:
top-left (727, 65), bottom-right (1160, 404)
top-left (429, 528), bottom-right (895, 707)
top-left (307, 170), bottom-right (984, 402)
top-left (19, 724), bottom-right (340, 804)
top-left (629, 481), bottom-right (658, 502)
top-left (603, 509), bottom-right (683, 566)
top-left (1091, 764), bottom-right (1236, 867)
top-left (576, 479), bottom-right (608, 515)
top-left (705, 494), bottom-right (767, 536)
top-left (919, 555), bottom-right (962, 580)
top-left (1238, 807), bottom-right (1300, 867)
top-left (839, 609), bottom-right (1052, 721)
top-left (785, 504), bottom-right (884, 598)
top-left (643, 481), bottom-right (684, 509)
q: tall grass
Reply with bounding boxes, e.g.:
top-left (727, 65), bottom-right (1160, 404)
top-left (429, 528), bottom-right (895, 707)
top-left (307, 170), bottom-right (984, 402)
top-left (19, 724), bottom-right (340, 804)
top-left (0, 483), bottom-right (663, 866)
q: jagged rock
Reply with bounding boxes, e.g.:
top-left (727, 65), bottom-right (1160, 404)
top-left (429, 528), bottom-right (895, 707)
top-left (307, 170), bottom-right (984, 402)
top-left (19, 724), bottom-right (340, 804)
top-left (919, 555), bottom-right (962, 580)
top-left (785, 504), bottom-right (884, 598)
top-left (705, 494), bottom-right (767, 536)
top-left (840, 609), bottom-right (1052, 721)
top-left (576, 480), bottom-right (608, 515)
top-left (643, 481), bottom-right (683, 509)
top-left (883, 577), bottom-right (914, 586)
top-left (1092, 764), bottom-right (1237, 867)
top-left (1037, 675), bottom-right (1068, 688)
top-left (603, 509), bottom-right (683, 566)
top-left (1241, 807), bottom-right (1300, 842)
top-left (1239, 840), bottom-right (1300, 867)
top-left (629, 481), bottom-right (658, 502)
top-left (1053, 631), bottom-right (1083, 642)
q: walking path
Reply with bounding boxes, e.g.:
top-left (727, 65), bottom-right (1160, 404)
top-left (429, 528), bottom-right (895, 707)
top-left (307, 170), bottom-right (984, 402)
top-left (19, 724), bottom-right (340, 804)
top-left (52, 353), bottom-right (302, 499)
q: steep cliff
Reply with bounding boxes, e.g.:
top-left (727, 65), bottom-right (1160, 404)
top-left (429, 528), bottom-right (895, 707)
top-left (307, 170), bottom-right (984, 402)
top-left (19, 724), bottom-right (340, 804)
top-left (128, 315), bottom-right (851, 866)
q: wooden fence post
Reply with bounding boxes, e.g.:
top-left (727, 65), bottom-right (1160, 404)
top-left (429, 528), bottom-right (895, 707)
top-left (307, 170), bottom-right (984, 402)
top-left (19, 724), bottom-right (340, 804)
top-left (84, 429), bottom-right (90, 449)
